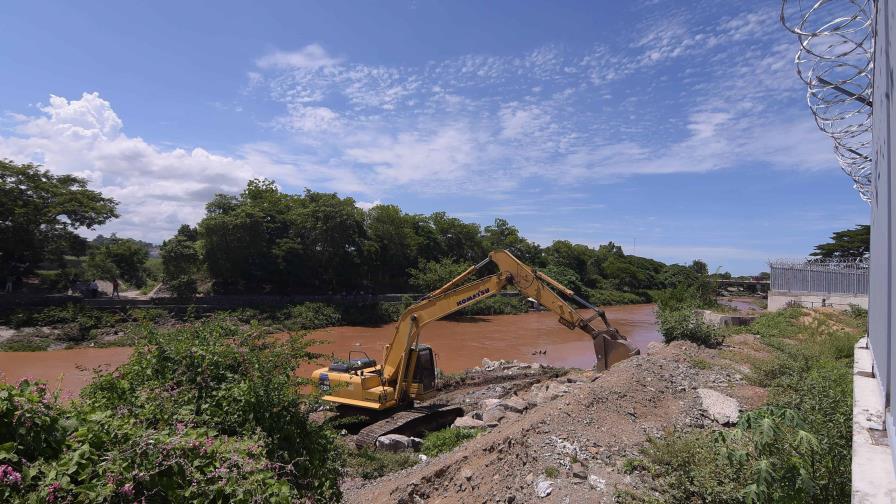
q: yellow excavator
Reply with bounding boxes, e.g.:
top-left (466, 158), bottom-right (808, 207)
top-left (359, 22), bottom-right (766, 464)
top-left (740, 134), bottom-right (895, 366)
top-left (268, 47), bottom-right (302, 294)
top-left (311, 249), bottom-right (639, 446)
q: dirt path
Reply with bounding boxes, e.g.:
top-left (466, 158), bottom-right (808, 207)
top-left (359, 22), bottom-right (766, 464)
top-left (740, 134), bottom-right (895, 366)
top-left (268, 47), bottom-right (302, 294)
top-left (343, 340), bottom-right (767, 503)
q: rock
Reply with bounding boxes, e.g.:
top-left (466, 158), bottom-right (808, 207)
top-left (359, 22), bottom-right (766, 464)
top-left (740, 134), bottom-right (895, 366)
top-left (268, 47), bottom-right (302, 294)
top-left (462, 468), bottom-right (473, 480)
top-left (483, 408), bottom-right (506, 424)
top-left (588, 474), bottom-right (605, 491)
top-left (646, 341), bottom-right (664, 353)
top-left (471, 410), bottom-right (483, 420)
top-left (408, 437), bottom-right (423, 450)
top-left (418, 454), bottom-right (428, 462)
top-left (534, 478), bottom-right (554, 498)
top-left (571, 462), bottom-right (587, 480)
top-left (453, 417), bottom-right (486, 429)
top-left (480, 398), bottom-right (502, 411)
top-left (525, 473), bottom-right (534, 484)
top-left (376, 434), bottom-right (413, 452)
top-left (482, 358), bottom-right (494, 368)
top-left (696, 388), bottom-right (740, 425)
top-left (500, 396), bottom-right (529, 413)
top-left (485, 421), bottom-right (500, 428)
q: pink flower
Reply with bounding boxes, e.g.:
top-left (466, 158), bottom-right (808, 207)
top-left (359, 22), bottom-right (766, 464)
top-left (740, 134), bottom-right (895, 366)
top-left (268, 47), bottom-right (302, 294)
top-left (119, 482), bottom-right (135, 497)
top-left (0, 464), bottom-right (22, 486)
top-left (47, 482), bottom-right (62, 502)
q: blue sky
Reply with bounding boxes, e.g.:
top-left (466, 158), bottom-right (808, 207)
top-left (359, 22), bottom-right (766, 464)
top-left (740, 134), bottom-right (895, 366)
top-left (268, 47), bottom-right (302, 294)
top-left (0, 1), bottom-right (869, 274)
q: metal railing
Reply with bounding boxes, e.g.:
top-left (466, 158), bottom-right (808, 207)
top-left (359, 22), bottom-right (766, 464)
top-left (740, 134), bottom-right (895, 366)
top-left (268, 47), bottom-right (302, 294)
top-left (770, 258), bottom-right (869, 294)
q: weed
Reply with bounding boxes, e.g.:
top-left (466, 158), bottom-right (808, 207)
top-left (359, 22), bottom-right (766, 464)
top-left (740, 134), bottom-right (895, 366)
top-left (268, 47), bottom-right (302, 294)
top-left (689, 357), bottom-right (712, 370)
top-left (544, 466), bottom-right (560, 478)
top-left (421, 427), bottom-right (482, 457)
top-left (346, 448), bottom-right (418, 480)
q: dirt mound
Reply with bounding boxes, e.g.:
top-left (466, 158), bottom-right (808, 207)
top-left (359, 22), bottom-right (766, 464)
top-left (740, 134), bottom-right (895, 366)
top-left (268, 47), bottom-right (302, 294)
top-left (343, 342), bottom-right (752, 503)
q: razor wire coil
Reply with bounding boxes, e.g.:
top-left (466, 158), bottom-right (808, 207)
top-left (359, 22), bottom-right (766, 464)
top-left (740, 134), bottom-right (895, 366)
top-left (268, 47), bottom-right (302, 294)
top-left (781, 0), bottom-right (874, 202)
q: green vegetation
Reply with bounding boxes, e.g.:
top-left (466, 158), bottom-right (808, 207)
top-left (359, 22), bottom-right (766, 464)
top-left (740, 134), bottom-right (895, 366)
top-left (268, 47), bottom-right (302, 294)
top-left (654, 272), bottom-right (721, 347)
top-left (154, 178), bottom-right (725, 304)
top-left (624, 308), bottom-right (863, 503)
top-left (544, 466), bottom-right (560, 478)
top-left (0, 320), bottom-right (344, 502)
top-left (346, 448), bottom-right (418, 480)
top-left (811, 224), bottom-right (870, 259)
top-left (420, 427), bottom-right (482, 457)
top-left (0, 160), bottom-right (118, 284)
top-left (85, 235), bottom-right (150, 287)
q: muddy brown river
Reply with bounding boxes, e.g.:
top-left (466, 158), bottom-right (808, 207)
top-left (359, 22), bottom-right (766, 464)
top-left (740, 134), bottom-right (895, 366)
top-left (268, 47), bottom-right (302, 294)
top-left (0, 304), bottom-right (659, 398)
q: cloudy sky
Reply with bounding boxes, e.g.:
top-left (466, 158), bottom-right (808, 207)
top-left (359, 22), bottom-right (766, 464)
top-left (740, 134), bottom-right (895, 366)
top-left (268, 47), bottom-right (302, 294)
top-left (0, 0), bottom-right (869, 274)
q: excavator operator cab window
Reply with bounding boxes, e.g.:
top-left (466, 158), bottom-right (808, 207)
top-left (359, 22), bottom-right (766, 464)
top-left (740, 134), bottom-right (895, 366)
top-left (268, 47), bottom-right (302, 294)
top-left (412, 345), bottom-right (436, 391)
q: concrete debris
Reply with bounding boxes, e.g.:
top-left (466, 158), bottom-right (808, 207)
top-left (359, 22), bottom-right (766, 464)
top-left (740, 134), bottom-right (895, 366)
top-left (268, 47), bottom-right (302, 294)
top-left (480, 398), bottom-right (502, 411)
top-left (534, 477), bottom-right (554, 498)
top-left (697, 388), bottom-right (740, 425)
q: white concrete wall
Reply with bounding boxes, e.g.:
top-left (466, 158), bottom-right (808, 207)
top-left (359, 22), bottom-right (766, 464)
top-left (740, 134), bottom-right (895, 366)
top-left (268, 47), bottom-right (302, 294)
top-left (768, 291), bottom-right (869, 311)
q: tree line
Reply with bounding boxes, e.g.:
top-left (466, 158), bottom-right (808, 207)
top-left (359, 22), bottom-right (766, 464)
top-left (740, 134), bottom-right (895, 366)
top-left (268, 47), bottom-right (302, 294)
top-left (4, 160), bottom-right (791, 304)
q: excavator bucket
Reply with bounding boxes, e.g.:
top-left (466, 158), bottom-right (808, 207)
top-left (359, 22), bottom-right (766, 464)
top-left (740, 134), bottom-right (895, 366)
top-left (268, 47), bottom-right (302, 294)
top-left (592, 333), bottom-right (640, 371)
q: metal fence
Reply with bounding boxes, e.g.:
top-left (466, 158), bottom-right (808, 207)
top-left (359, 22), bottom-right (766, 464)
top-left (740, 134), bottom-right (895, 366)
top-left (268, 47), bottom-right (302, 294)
top-left (769, 259), bottom-right (869, 295)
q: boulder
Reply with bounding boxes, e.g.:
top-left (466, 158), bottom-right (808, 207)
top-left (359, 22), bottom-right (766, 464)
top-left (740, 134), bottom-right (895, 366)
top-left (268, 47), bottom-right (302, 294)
top-left (482, 407), bottom-right (506, 424)
top-left (500, 396), bottom-right (529, 413)
top-left (376, 434), bottom-right (413, 452)
top-left (480, 398), bottom-right (502, 411)
top-left (697, 388), bottom-right (740, 425)
top-left (453, 416), bottom-right (486, 429)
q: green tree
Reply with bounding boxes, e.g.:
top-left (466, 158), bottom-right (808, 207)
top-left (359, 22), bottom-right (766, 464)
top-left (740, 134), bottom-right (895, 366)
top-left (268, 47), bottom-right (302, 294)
top-left (160, 225), bottom-right (201, 297)
top-left (0, 160), bottom-right (118, 278)
top-left (85, 235), bottom-right (149, 287)
top-left (482, 218), bottom-right (542, 264)
top-left (408, 257), bottom-right (469, 292)
top-left (811, 224), bottom-right (870, 259)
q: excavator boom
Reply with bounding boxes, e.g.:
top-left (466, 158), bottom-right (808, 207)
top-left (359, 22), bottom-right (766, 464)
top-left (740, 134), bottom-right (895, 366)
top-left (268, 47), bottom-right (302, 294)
top-left (311, 250), bottom-right (639, 412)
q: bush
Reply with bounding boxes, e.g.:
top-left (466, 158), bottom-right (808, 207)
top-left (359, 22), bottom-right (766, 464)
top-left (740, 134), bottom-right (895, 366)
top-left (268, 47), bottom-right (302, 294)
top-left (656, 308), bottom-right (722, 347)
top-left (420, 427), bottom-right (482, 457)
top-left (283, 302), bottom-right (342, 330)
top-left (0, 320), bottom-right (345, 502)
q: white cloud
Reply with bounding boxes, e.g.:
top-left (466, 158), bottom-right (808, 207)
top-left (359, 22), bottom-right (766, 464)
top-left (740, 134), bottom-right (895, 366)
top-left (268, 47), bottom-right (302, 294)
top-left (256, 44), bottom-right (341, 70)
top-left (0, 93), bottom-right (354, 242)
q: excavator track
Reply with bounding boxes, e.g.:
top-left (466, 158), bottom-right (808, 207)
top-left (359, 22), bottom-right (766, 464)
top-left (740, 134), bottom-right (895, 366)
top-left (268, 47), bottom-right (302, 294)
top-left (355, 405), bottom-right (464, 448)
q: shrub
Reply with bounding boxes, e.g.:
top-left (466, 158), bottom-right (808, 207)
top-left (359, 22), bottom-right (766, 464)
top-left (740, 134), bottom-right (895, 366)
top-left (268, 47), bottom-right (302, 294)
top-left (656, 308), bottom-right (722, 347)
top-left (0, 320), bottom-right (348, 502)
top-left (284, 302), bottom-right (342, 330)
top-left (632, 430), bottom-right (745, 503)
top-left (0, 379), bottom-right (67, 467)
top-left (420, 427), bottom-right (482, 457)
top-left (81, 320), bottom-right (344, 500)
top-left (586, 289), bottom-right (645, 306)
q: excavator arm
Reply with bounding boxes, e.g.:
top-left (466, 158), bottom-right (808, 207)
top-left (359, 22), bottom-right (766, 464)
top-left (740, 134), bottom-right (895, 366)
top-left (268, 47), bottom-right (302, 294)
top-left (311, 249), bottom-right (639, 411)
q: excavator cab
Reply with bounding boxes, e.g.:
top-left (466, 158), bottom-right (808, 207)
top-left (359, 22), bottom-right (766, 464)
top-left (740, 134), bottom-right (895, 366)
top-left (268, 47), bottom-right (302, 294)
top-left (407, 344), bottom-right (437, 401)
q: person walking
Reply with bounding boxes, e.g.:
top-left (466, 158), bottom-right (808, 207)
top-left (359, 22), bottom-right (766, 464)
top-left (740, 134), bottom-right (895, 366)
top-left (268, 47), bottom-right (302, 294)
top-left (89, 279), bottom-right (99, 299)
top-left (111, 278), bottom-right (120, 299)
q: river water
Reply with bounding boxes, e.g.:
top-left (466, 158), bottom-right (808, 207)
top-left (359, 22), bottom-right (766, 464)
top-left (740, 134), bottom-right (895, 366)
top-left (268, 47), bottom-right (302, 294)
top-left (0, 303), bottom-right (660, 398)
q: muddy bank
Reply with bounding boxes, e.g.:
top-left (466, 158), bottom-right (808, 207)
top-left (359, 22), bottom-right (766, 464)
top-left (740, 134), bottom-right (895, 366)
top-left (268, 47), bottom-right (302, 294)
top-left (0, 304), bottom-right (659, 398)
